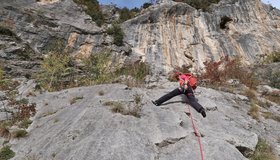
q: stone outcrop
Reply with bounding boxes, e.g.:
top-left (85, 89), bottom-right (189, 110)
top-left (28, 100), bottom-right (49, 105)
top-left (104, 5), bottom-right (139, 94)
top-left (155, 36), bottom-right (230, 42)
top-left (123, 0), bottom-right (280, 74)
top-left (0, 31), bottom-right (40, 77)
top-left (3, 80), bottom-right (278, 160)
top-left (1, 0), bottom-right (280, 77)
top-left (0, 0), bottom-right (130, 77)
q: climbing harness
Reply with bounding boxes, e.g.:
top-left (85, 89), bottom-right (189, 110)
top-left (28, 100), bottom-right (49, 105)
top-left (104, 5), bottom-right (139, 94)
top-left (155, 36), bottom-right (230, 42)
top-left (187, 105), bottom-right (205, 160)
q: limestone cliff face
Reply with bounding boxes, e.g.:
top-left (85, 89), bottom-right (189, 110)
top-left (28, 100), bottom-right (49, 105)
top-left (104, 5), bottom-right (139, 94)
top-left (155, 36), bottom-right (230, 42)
top-left (1, 0), bottom-right (280, 77)
top-left (0, 0), bottom-right (130, 77)
top-left (123, 0), bottom-right (280, 73)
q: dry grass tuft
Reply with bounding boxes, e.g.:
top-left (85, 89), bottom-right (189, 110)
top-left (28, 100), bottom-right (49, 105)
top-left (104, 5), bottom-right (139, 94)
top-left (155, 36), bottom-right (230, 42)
top-left (248, 102), bottom-right (259, 120)
top-left (250, 138), bottom-right (278, 160)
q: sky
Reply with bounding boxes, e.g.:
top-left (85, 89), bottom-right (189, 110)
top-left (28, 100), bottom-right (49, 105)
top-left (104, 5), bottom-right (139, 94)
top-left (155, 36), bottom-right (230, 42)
top-left (98, 0), bottom-right (280, 9)
top-left (262, 0), bottom-right (280, 9)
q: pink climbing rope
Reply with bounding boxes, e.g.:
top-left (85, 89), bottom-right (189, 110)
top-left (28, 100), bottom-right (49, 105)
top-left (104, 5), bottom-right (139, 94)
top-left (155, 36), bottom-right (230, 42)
top-left (187, 105), bottom-right (205, 160)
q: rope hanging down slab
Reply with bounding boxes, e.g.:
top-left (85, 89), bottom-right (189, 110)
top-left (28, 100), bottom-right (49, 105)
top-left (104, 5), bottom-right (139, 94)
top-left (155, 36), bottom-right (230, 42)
top-left (187, 105), bottom-right (205, 160)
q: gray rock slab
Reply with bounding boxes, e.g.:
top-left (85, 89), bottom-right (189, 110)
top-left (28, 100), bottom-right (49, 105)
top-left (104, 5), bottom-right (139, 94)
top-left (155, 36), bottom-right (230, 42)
top-left (10, 82), bottom-right (279, 160)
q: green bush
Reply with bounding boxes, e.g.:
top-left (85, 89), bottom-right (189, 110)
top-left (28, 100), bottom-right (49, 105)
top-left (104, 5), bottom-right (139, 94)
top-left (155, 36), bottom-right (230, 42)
top-left (114, 61), bottom-right (151, 88)
top-left (264, 51), bottom-right (280, 63)
top-left (119, 7), bottom-right (131, 22)
top-left (142, 2), bottom-right (153, 9)
top-left (118, 7), bottom-right (139, 23)
top-left (250, 138), bottom-right (278, 160)
top-left (106, 23), bottom-right (124, 46)
top-left (116, 61), bottom-right (151, 81)
top-left (0, 146), bottom-right (15, 160)
top-left (37, 52), bottom-right (73, 91)
top-left (73, 0), bottom-right (105, 27)
top-left (81, 52), bottom-right (112, 84)
top-left (37, 51), bottom-right (115, 91)
top-left (132, 62), bottom-right (151, 81)
top-left (173, 0), bottom-right (220, 11)
top-left (18, 118), bottom-right (32, 129)
top-left (130, 7), bottom-right (141, 15)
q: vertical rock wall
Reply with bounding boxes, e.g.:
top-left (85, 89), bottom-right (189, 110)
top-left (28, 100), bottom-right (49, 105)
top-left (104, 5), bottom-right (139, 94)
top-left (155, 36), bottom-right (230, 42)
top-left (0, 0), bottom-right (129, 76)
top-left (123, 0), bottom-right (280, 74)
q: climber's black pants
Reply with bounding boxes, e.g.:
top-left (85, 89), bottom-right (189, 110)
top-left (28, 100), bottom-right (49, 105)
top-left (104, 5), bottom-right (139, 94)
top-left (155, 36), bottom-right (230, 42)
top-left (155, 87), bottom-right (204, 113)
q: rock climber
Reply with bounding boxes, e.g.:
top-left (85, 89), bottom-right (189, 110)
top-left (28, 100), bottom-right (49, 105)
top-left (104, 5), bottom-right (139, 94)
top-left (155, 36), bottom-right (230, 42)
top-left (152, 72), bottom-right (207, 118)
